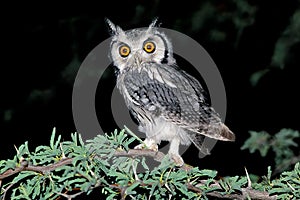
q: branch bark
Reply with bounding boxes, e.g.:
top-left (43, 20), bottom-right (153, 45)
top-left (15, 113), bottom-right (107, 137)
top-left (187, 183), bottom-right (276, 200)
top-left (0, 158), bottom-right (72, 179)
top-left (114, 149), bottom-right (165, 162)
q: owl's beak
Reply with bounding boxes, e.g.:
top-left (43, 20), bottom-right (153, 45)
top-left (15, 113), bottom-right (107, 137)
top-left (134, 52), bottom-right (143, 66)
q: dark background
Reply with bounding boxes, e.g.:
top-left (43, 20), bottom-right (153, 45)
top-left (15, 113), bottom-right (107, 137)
top-left (1, 0), bottom-right (300, 179)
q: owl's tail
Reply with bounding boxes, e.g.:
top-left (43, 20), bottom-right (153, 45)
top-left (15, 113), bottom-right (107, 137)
top-left (199, 122), bottom-right (235, 142)
top-left (219, 123), bottom-right (235, 141)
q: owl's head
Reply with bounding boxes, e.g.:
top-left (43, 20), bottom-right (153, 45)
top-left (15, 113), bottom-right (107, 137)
top-left (106, 19), bottom-right (175, 71)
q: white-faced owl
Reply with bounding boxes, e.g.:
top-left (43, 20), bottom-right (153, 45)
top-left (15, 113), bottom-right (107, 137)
top-left (107, 19), bottom-right (235, 165)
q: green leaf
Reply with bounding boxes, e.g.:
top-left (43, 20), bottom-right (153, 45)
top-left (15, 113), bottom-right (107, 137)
top-left (250, 69), bottom-right (270, 86)
top-left (124, 126), bottom-right (144, 144)
top-left (50, 127), bottom-right (56, 149)
top-left (149, 182), bottom-right (159, 197)
top-left (242, 129), bottom-right (300, 173)
top-left (174, 181), bottom-right (188, 194)
top-left (78, 133), bottom-right (85, 146)
top-left (32, 181), bottom-right (41, 199)
top-left (17, 142), bottom-right (30, 157)
top-left (199, 169), bottom-right (218, 178)
top-left (0, 159), bottom-right (17, 174)
top-left (106, 190), bottom-right (118, 200)
top-left (274, 129), bottom-right (300, 148)
top-left (141, 157), bottom-right (149, 171)
top-left (266, 166), bottom-right (272, 183)
top-left (126, 181), bottom-right (139, 195)
top-left (35, 145), bottom-right (51, 153)
top-left (12, 171), bottom-right (37, 183)
top-left (241, 131), bottom-right (271, 157)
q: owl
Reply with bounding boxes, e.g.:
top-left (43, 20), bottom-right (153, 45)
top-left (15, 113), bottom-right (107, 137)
top-left (107, 19), bottom-right (235, 165)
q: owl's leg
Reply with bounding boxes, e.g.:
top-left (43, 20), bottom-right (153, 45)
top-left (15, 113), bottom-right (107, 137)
top-left (168, 137), bottom-right (184, 166)
top-left (134, 138), bottom-right (158, 151)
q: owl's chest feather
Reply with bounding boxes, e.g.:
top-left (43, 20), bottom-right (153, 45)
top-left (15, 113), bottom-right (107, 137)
top-left (117, 65), bottom-right (182, 120)
top-left (116, 65), bottom-right (191, 144)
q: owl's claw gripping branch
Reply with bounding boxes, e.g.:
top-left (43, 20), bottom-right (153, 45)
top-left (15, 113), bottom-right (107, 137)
top-left (134, 138), bottom-right (159, 151)
top-left (169, 154), bottom-right (184, 166)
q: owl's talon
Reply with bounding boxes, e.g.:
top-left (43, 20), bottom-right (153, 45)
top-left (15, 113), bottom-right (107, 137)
top-left (169, 153), bottom-right (184, 166)
top-left (148, 144), bottom-right (159, 151)
top-left (134, 144), bottom-right (145, 150)
top-left (134, 138), bottom-right (158, 151)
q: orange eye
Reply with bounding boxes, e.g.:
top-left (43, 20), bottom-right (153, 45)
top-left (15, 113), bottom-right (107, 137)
top-left (119, 45), bottom-right (130, 57)
top-left (143, 41), bottom-right (156, 53)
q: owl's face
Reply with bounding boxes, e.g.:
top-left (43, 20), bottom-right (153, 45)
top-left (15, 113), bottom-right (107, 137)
top-left (107, 19), bottom-right (175, 71)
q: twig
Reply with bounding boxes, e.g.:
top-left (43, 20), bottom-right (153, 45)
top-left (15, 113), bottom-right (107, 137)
top-left (1, 182), bottom-right (15, 200)
top-left (187, 182), bottom-right (276, 200)
top-left (114, 149), bottom-right (165, 162)
top-left (56, 191), bottom-right (84, 200)
top-left (0, 158), bottom-right (72, 179)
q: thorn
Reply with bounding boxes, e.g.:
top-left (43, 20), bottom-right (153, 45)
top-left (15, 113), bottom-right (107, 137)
top-left (131, 159), bottom-right (140, 181)
top-left (14, 145), bottom-right (20, 155)
top-left (244, 167), bottom-right (252, 188)
top-left (60, 143), bottom-right (66, 159)
top-left (286, 181), bottom-right (295, 191)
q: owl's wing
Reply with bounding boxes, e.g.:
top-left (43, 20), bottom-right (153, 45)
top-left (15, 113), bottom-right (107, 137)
top-left (168, 65), bottom-right (235, 141)
top-left (121, 63), bottom-right (235, 141)
top-left (178, 68), bottom-right (235, 141)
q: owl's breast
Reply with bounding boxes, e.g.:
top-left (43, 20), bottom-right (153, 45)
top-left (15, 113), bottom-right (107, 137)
top-left (116, 63), bottom-right (222, 139)
top-left (117, 66), bottom-right (181, 125)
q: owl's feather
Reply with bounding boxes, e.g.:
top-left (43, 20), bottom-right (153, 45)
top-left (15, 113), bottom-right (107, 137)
top-left (117, 62), bottom-right (235, 142)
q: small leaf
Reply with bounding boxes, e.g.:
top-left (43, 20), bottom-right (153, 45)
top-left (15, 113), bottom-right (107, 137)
top-left (35, 145), bottom-right (51, 153)
top-left (141, 157), bottom-right (149, 171)
top-left (50, 127), bottom-right (56, 149)
top-left (126, 181), bottom-right (139, 195)
top-left (149, 182), bottom-right (159, 197)
top-left (241, 131), bottom-right (271, 157)
top-left (78, 133), bottom-right (85, 146)
top-left (32, 181), bottom-right (41, 199)
top-left (12, 171), bottom-right (36, 183)
top-left (199, 169), bottom-right (218, 178)
top-left (124, 126), bottom-right (144, 143)
top-left (250, 69), bottom-right (270, 86)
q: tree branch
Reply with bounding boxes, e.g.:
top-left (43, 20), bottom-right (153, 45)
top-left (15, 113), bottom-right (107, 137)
top-left (114, 149), bottom-right (165, 162)
top-left (0, 149), bottom-right (166, 180)
top-left (187, 183), bottom-right (276, 200)
top-left (0, 149), bottom-right (277, 200)
top-left (0, 158), bottom-right (72, 179)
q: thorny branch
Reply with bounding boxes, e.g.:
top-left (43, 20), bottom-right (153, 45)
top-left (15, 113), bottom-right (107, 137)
top-left (0, 149), bottom-right (276, 200)
top-left (0, 158), bottom-right (73, 179)
top-left (187, 183), bottom-right (276, 200)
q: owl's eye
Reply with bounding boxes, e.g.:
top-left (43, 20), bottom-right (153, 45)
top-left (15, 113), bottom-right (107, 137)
top-left (143, 41), bottom-right (156, 53)
top-left (119, 45), bottom-right (131, 57)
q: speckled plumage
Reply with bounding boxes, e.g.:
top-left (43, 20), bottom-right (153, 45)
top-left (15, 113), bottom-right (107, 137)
top-left (107, 19), bottom-right (235, 165)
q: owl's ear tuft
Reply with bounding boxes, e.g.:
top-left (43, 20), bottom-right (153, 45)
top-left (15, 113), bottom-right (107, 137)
top-left (149, 17), bottom-right (161, 28)
top-left (105, 18), bottom-right (124, 36)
